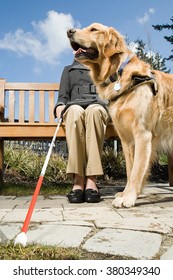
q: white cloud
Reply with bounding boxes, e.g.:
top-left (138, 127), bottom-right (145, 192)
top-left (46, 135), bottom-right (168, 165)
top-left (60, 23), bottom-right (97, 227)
top-left (149, 8), bottom-right (155, 14)
top-left (0, 10), bottom-right (76, 64)
top-left (137, 8), bottom-right (155, 25)
top-left (137, 12), bottom-right (150, 25)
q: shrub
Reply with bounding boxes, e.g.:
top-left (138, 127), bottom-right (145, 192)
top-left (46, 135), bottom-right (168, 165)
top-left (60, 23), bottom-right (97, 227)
top-left (102, 146), bottom-right (126, 180)
top-left (4, 144), bottom-right (68, 183)
top-left (4, 143), bottom-right (167, 185)
top-left (4, 143), bottom-right (127, 184)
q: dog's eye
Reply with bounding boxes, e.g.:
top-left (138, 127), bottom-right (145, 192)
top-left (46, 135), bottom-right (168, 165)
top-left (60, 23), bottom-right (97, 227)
top-left (90, 27), bottom-right (98, 32)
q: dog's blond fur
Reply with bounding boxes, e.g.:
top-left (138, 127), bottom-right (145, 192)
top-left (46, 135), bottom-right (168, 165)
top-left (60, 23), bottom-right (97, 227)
top-left (68, 23), bottom-right (173, 207)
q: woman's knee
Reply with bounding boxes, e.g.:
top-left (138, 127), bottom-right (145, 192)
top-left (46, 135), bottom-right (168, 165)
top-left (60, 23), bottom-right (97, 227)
top-left (85, 104), bottom-right (108, 122)
top-left (64, 105), bottom-right (85, 122)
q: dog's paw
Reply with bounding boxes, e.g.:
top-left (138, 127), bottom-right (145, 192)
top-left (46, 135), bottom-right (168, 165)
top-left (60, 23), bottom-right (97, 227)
top-left (115, 191), bottom-right (124, 198)
top-left (112, 197), bottom-right (124, 208)
top-left (112, 193), bottom-right (137, 208)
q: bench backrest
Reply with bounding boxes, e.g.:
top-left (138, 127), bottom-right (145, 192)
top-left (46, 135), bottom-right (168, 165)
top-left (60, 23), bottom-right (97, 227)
top-left (0, 78), bottom-right (118, 139)
top-left (0, 79), bottom-right (59, 123)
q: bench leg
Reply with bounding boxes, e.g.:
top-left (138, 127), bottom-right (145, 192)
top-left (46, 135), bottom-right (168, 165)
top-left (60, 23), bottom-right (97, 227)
top-left (0, 139), bottom-right (4, 185)
top-left (168, 154), bottom-right (173, 186)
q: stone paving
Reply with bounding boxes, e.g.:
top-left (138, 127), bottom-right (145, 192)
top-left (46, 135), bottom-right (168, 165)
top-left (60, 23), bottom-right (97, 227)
top-left (0, 183), bottom-right (173, 259)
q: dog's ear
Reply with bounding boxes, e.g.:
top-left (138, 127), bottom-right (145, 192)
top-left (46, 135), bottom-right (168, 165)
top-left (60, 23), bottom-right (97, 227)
top-left (104, 27), bottom-right (126, 57)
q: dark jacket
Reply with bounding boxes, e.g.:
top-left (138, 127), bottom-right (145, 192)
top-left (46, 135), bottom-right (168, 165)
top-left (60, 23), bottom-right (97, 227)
top-left (54, 61), bottom-right (108, 117)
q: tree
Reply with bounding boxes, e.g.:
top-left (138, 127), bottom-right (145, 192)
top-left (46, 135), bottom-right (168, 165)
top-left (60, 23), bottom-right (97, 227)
top-left (129, 38), bottom-right (169, 72)
top-left (152, 16), bottom-right (173, 61)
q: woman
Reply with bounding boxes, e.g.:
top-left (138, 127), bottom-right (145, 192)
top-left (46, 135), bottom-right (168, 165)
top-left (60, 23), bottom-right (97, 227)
top-left (54, 60), bottom-right (109, 203)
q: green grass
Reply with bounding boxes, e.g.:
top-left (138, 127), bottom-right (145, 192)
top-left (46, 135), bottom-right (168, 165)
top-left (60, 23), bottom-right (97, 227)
top-left (0, 182), bottom-right (72, 196)
top-left (0, 243), bottom-right (127, 260)
top-left (0, 243), bottom-right (84, 260)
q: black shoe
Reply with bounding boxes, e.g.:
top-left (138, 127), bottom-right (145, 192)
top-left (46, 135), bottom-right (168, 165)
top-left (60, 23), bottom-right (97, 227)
top-left (84, 189), bottom-right (101, 203)
top-left (67, 189), bottom-right (84, 203)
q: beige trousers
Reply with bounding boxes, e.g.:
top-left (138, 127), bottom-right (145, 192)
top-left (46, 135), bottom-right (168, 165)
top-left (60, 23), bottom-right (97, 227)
top-left (63, 104), bottom-right (109, 177)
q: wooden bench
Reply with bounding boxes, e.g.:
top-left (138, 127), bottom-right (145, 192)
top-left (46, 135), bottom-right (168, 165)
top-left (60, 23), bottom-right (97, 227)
top-left (0, 78), bottom-right (118, 184)
top-left (0, 78), bottom-right (173, 185)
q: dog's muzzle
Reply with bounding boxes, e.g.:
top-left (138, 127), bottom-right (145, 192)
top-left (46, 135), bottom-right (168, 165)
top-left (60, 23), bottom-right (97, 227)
top-left (67, 28), bottom-right (76, 38)
top-left (67, 28), bottom-right (99, 60)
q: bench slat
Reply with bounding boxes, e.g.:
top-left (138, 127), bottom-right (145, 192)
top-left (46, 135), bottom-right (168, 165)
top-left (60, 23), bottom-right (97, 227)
top-left (19, 90), bottom-right (25, 122)
top-left (39, 91), bottom-right (45, 123)
top-left (5, 83), bottom-right (59, 91)
top-left (29, 90), bottom-right (35, 123)
top-left (8, 90), bottom-right (15, 122)
top-left (0, 122), bottom-right (117, 139)
top-left (0, 123), bottom-right (66, 139)
top-left (49, 91), bottom-right (55, 123)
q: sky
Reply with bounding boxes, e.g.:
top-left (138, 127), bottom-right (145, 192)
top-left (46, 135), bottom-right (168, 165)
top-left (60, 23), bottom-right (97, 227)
top-left (0, 0), bottom-right (172, 83)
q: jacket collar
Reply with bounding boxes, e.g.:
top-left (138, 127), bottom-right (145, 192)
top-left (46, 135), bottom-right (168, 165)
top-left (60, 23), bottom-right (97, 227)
top-left (69, 61), bottom-right (89, 71)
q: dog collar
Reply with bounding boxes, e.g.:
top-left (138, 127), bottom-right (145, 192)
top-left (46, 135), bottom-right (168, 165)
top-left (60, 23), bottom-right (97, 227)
top-left (112, 55), bottom-right (132, 80)
top-left (101, 55), bottom-right (133, 87)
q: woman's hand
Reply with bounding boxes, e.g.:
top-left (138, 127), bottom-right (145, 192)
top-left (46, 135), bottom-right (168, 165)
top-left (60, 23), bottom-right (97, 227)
top-left (56, 105), bottom-right (66, 119)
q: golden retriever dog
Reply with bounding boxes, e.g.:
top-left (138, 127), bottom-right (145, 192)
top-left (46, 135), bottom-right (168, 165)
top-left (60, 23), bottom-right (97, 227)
top-left (67, 23), bottom-right (173, 208)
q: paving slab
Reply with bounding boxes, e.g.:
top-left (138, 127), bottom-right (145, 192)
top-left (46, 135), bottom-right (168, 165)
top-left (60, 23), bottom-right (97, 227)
top-left (158, 217), bottom-right (173, 228)
top-left (27, 224), bottom-right (92, 247)
top-left (116, 206), bottom-right (173, 219)
top-left (0, 196), bottom-right (16, 200)
top-left (0, 210), bottom-right (11, 220)
top-left (0, 223), bottom-right (22, 243)
top-left (160, 245), bottom-right (173, 260)
top-left (82, 228), bottom-right (162, 260)
top-left (95, 217), bottom-right (171, 234)
top-left (63, 206), bottom-right (120, 221)
top-left (1, 208), bottom-right (63, 223)
top-left (0, 199), bottom-right (28, 209)
top-left (45, 220), bottom-right (95, 227)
